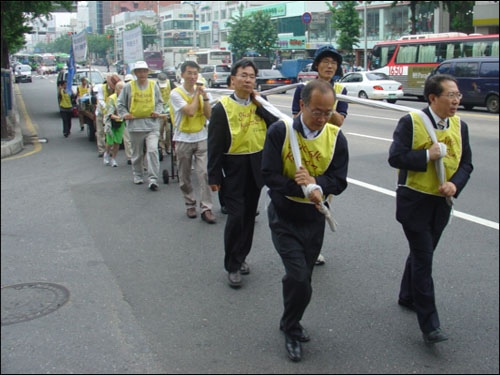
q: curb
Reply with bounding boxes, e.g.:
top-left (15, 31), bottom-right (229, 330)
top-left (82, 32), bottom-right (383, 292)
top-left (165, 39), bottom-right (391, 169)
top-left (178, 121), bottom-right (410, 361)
top-left (1, 123), bottom-right (23, 159)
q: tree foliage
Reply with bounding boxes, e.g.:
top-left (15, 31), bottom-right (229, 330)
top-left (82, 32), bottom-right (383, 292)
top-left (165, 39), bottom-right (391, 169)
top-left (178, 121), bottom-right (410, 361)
top-left (326, 1), bottom-right (362, 59)
top-left (227, 6), bottom-right (278, 61)
top-left (1, 1), bottom-right (73, 68)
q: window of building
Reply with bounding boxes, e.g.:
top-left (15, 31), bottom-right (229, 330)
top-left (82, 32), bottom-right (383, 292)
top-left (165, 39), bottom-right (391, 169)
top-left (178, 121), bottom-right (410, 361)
top-left (384, 6), bottom-right (410, 40)
top-left (220, 31), bottom-right (227, 42)
top-left (201, 14), bottom-right (205, 23)
top-left (221, 10), bottom-right (226, 19)
top-left (214, 11), bottom-right (218, 20)
top-left (278, 16), bottom-right (305, 37)
top-left (207, 13), bottom-right (211, 22)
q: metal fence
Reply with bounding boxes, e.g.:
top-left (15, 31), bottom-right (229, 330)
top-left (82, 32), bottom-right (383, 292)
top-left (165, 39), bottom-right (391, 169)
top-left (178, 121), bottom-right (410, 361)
top-left (1, 68), bottom-right (13, 113)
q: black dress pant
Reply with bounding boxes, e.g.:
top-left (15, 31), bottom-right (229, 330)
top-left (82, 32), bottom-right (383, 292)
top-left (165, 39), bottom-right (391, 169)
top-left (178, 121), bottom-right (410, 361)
top-left (60, 110), bottom-right (72, 136)
top-left (223, 168), bottom-right (261, 273)
top-left (268, 201), bottom-right (325, 339)
top-left (399, 201), bottom-right (451, 334)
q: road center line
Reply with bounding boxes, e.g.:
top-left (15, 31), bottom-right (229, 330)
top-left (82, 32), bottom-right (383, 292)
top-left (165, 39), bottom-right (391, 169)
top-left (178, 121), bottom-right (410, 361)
top-left (347, 177), bottom-right (499, 230)
top-left (345, 132), bottom-right (392, 142)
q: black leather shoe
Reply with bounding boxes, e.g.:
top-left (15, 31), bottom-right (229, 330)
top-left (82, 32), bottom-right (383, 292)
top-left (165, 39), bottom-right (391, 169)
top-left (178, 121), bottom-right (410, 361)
top-left (423, 328), bottom-right (448, 344)
top-left (227, 271), bottom-right (242, 288)
top-left (285, 335), bottom-right (302, 362)
top-left (240, 262), bottom-right (250, 275)
top-left (398, 298), bottom-right (416, 312)
top-left (280, 325), bottom-right (310, 342)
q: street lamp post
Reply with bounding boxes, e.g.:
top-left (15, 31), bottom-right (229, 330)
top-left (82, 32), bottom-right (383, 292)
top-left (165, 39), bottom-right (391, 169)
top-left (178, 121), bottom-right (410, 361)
top-left (182, 1), bottom-right (201, 50)
top-left (363, 2), bottom-right (367, 69)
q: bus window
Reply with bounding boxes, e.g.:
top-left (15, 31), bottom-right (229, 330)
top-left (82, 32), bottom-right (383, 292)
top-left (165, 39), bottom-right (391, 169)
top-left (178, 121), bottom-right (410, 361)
top-left (418, 44), bottom-right (437, 63)
top-left (370, 45), bottom-right (396, 69)
top-left (396, 45), bottom-right (418, 64)
top-left (493, 41), bottom-right (499, 56)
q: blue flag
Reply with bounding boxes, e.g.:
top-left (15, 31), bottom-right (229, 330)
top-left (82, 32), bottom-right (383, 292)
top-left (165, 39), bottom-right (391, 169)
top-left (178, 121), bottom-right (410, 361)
top-left (66, 43), bottom-right (76, 95)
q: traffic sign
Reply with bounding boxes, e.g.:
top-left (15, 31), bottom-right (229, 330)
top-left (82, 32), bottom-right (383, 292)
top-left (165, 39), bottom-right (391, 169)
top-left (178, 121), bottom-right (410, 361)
top-left (302, 12), bottom-right (312, 24)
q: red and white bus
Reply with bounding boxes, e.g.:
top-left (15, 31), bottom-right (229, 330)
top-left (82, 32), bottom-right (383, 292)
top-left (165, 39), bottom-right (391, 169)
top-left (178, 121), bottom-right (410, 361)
top-left (368, 33), bottom-right (499, 98)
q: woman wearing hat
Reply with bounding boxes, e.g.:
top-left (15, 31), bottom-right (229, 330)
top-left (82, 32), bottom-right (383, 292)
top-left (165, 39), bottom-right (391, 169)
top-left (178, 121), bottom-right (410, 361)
top-left (95, 74), bottom-right (121, 157)
top-left (291, 45), bottom-right (349, 266)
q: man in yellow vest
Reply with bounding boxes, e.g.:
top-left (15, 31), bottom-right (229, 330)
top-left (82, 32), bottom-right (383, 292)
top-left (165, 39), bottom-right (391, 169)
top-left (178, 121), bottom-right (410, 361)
top-left (117, 61), bottom-right (164, 191)
top-left (292, 45), bottom-right (349, 266)
top-left (95, 74), bottom-right (121, 157)
top-left (157, 73), bottom-right (173, 155)
top-left (262, 80), bottom-right (349, 362)
top-left (207, 59), bottom-right (279, 288)
top-left (58, 80), bottom-right (73, 137)
top-left (389, 74), bottom-right (473, 345)
top-left (170, 61), bottom-right (214, 221)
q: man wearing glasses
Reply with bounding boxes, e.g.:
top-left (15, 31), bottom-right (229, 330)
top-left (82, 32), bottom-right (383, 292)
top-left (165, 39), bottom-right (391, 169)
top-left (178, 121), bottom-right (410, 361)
top-left (389, 74), bottom-right (473, 345)
top-left (292, 45), bottom-right (349, 266)
top-left (207, 59), bottom-right (278, 288)
top-left (262, 80), bottom-right (349, 362)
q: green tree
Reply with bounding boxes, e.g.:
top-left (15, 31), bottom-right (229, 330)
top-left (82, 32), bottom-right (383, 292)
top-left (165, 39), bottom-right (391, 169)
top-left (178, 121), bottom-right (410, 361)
top-left (226, 5), bottom-right (253, 61)
top-left (46, 34), bottom-right (72, 53)
top-left (326, 1), bottom-right (362, 62)
top-left (1, 1), bottom-right (72, 68)
top-left (87, 34), bottom-right (113, 58)
top-left (125, 21), bottom-right (158, 49)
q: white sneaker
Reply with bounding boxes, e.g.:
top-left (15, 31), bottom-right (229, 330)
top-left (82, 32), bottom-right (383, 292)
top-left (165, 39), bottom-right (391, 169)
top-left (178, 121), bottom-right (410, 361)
top-left (111, 159), bottom-right (118, 168)
top-left (134, 176), bottom-right (144, 185)
top-left (103, 152), bottom-right (110, 166)
top-left (315, 254), bottom-right (326, 266)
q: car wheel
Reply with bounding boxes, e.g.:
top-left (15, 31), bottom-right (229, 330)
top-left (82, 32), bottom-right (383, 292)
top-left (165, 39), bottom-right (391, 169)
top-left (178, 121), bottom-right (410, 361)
top-left (358, 91), bottom-right (368, 99)
top-left (387, 99), bottom-right (397, 104)
top-left (486, 94), bottom-right (499, 113)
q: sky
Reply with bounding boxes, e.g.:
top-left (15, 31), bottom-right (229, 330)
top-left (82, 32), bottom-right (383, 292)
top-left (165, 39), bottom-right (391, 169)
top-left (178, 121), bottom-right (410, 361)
top-left (51, 12), bottom-right (77, 28)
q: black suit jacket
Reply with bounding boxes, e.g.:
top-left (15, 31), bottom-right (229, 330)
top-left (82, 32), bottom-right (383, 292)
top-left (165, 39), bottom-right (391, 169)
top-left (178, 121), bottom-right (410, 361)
top-left (388, 107), bottom-right (473, 230)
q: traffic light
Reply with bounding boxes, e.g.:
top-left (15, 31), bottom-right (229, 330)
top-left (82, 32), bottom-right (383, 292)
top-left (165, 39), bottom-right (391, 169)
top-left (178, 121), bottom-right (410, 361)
top-left (106, 35), bottom-right (112, 39)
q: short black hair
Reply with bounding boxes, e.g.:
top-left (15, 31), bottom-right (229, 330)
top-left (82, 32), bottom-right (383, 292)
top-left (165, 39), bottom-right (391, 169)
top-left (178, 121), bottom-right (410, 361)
top-left (424, 74), bottom-right (458, 103)
top-left (231, 59), bottom-right (258, 77)
top-left (226, 75), bottom-right (232, 87)
top-left (301, 79), bottom-right (335, 106)
top-left (181, 60), bottom-right (200, 74)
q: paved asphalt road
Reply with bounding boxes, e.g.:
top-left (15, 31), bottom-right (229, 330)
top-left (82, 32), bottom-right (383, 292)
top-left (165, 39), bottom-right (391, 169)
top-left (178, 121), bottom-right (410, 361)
top-left (1, 73), bottom-right (498, 373)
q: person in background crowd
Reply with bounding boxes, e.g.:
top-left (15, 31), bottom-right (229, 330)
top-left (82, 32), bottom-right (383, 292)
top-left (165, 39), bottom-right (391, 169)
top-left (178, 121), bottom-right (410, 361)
top-left (95, 74), bottom-right (121, 157)
top-left (169, 61), bottom-right (215, 223)
top-left (262, 80), bottom-right (349, 362)
top-left (58, 80), bottom-right (73, 138)
top-left (292, 44), bottom-right (349, 266)
top-left (76, 77), bottom-right (90, 131)
top-left (388, 74), bottom-right (473, 345)
top-left (117, 61), bottom-right (163, 191)
top-left (103, 81), bottom-right (125, 168)
top-left (122, 74), bottom-right (134, 165)
top-left (157, 73), bottom-right (173, 156)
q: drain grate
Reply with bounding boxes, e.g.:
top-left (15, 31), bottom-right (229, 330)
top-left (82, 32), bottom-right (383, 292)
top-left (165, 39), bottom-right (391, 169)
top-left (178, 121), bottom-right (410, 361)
top-left (1, 282), bottom-right (70, 326)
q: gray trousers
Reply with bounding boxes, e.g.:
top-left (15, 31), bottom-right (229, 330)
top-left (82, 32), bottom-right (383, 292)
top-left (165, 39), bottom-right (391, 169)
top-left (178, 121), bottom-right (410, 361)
top-left (129, 130), bottom-right (160, 184)
top-left (175, 140), bottom-right (213, 213)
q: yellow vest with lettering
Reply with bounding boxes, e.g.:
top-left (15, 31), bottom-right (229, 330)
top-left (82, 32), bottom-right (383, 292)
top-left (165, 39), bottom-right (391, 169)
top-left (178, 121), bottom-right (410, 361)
top-left (282, 123), bottom-right (339, 203)
top-left (169, 87), bottom-right (205, 133)
top-left (403, 113), bottom-right (462, 196)
top-left (306, 80), bottom-right (344, 111)
top-left (219, 96), bottom-right (267, 155)
top-left (130, 80), bottom-right (155, 118)
top-left (159, 80), bottom-right (171, 108)
top-left (59, 88), bottom-right (72, 108)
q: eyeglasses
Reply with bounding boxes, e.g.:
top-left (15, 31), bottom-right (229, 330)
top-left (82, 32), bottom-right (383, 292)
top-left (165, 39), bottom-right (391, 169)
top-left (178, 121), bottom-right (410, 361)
top-left (442, 92), bottom-right (463, 100)
top-left (236, 73), bottom-right (256, 80)
top-left (306, 106), bottom-right (333, 119)
top-left (319, 59), bottom-right (338, 66)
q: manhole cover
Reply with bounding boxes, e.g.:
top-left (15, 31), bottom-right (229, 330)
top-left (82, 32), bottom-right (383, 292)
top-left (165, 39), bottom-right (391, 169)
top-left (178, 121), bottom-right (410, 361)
top-left (1, 282), bottom-right (70, 326)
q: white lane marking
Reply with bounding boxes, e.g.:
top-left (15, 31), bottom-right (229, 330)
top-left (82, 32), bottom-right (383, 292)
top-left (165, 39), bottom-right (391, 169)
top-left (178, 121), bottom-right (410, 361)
top-left (347, 178), bottom-right (499, 230)
top-left (349, 113), bottom-right (399, 121)
top-left (346, 132), bottom-right (392, 142)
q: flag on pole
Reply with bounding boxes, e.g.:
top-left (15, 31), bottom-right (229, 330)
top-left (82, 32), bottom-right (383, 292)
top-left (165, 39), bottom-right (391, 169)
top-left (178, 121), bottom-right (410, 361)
top-left (66, 43), bottom-right (76, 95)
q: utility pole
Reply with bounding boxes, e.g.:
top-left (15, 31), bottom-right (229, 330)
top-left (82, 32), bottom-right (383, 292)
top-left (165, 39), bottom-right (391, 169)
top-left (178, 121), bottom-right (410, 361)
top-left (182, 1), bottom-right (201, 50)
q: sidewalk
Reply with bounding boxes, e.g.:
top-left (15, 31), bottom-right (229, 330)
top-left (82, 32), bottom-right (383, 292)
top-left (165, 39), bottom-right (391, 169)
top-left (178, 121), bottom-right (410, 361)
top-left (1, 83), bottom-right (25, 159)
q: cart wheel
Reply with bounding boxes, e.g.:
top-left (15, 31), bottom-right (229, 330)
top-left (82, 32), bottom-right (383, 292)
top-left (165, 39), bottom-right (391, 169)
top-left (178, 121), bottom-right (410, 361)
top-left (163, 169), bottom-right (169, 184)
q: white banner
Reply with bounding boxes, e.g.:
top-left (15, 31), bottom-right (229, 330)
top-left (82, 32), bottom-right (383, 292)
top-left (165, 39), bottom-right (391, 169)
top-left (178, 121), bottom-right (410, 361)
top-left (123, 26), bottom-right (144, 64)
top-left (72, 31), bottom-right (87, 62)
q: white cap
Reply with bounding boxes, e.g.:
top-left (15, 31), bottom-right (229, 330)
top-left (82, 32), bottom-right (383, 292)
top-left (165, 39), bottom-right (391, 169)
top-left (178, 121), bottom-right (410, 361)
top-left (132, 61), bottom-right (151, 75)
top-left (124, 74), bottom-right (134, 83)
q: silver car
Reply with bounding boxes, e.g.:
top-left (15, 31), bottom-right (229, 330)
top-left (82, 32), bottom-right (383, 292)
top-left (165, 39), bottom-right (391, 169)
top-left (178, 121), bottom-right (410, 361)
top-left (200, 64), bottom-right (231, 88)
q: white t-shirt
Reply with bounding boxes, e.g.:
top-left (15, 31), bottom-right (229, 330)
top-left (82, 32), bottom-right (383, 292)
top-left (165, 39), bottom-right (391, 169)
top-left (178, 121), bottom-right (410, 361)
top-left (170, 86), bottom-right (212, 143)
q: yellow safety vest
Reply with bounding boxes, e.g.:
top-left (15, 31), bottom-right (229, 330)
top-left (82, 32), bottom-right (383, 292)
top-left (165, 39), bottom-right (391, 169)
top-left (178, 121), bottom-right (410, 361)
top-left (106, 93), bottom-right (117, 115)
top-left (306, 80), bottom-right (345, 111)
top-left (78, 85), bottom-right (89, 96)
top-left (99, 84), bottom-right (110, 112)
top-left (59, 88), bottom-right (72, 108)
top-left (159, 80), bottom-right (171, 109)
top-left (169, 87), bottom-right (206, 133)
top-left (403, 113), bottom-right (462, 196)
top-left (219, 96), bottom-right (267, 155)
top-left (130, 80), bottom-right (155, 118)
top-left (282, 123), bottom-right (339, 203)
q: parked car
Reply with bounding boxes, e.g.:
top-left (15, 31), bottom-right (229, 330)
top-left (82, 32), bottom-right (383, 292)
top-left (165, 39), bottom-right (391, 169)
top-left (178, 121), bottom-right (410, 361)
top-left (338, 71), bottom-right (404, 103)
top-left (297, 63), bottom-right (317, 83)
top-left (430, 57), bottom-right (499, 113)
top-left (200, 64), bottom-right (231, 88)
top-left (14, 64), bottom-right (32, 83)
top-left (255, 69), bottom-right (292, 92)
